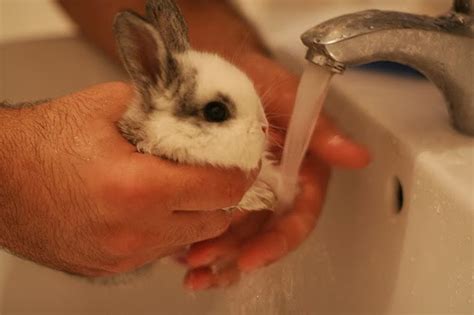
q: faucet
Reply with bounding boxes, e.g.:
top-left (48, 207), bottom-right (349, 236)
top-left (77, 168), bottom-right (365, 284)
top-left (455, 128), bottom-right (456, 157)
top-left (301, 0), bottom-right (474, 136)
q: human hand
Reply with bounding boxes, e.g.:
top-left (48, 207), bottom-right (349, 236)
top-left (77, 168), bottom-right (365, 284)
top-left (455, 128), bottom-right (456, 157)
top-left (0, 82), bottom-right (256, 277)
top-left (182, 53), bottom-right (371, 290)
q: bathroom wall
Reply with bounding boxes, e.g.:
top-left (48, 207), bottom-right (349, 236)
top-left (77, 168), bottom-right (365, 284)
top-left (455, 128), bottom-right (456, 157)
top-left (0, 0), bottom-right (74, 44)
top-left (1, 0), bottom-right (450, 45)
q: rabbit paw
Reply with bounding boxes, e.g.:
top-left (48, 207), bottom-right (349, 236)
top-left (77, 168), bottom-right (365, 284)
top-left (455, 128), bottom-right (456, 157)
top-left (233, 156), bottom-right (280, 211)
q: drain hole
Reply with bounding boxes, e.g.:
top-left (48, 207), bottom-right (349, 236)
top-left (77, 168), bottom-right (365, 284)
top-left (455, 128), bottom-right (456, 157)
top-left (394, 177), bottom-right (404, 213)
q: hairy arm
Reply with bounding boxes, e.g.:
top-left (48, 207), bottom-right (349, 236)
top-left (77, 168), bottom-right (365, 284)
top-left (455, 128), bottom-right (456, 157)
top-left (0, 84), bottom-right (253, 276)
top-left (57, 0), bottom-right (266, 61)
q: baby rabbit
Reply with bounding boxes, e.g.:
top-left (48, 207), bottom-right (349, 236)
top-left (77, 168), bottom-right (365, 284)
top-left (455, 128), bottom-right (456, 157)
top-left (115, 0), bottom-right (278, 212)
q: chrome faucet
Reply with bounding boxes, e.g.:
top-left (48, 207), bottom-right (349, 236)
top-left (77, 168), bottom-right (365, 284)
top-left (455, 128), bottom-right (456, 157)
top-left (301, 0), bottom-right (474, 136)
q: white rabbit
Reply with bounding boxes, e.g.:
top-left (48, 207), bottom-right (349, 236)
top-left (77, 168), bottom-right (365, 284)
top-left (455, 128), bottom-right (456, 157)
top-left (115, 0), bottom-right (279, 212)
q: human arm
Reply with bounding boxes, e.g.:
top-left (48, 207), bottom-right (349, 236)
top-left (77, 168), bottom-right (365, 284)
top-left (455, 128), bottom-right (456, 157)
top-left (0, 82), bottom-right (255, 276)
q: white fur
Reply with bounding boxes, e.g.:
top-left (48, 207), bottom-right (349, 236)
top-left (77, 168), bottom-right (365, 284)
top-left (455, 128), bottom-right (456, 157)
top-left (123, 50), bottom-right (279, 211)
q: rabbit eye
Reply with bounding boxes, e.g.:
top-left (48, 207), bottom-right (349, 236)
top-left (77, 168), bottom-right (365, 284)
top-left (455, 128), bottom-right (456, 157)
top-left (203, 102), bottom-right (230, 123)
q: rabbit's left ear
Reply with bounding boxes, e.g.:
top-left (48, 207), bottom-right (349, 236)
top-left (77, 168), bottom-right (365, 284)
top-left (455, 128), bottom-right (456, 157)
top-left (145, 0), bottom-right (190, 53)
top-left (114, 11), bottom-right (179, 111)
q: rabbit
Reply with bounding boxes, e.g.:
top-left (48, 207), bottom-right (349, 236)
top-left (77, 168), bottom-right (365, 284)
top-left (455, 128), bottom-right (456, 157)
top-left (115, 0), bottom-right (279, 213)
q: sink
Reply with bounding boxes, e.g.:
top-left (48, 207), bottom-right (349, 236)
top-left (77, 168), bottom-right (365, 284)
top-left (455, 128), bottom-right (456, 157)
top-left (1, 9), bottom-right (473, 311)
top-left (1, 35), bottom-right (472, 315)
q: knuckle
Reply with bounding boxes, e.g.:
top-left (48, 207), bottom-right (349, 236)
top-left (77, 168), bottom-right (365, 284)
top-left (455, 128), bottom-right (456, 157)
top-left (213, 212), bottom-right (232, 234)
top-left (100, 172), bottom-right (147, 207)
top-left (200, 212), bottom-right (231, 240)
top-left (99, 228), bottom-right (146, 259)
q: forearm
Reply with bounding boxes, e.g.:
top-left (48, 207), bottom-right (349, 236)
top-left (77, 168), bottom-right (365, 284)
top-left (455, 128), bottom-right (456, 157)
top-left (58, 0), bottom-right (267, 62)
top-left (0, 107), bottom-right (43, 257)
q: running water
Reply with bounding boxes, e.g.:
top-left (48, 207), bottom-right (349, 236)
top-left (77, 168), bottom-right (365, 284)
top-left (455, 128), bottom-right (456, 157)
top-left (277, 62), bottom-right (333, 207)
top-left (200, 63), bottom-right (334, 315)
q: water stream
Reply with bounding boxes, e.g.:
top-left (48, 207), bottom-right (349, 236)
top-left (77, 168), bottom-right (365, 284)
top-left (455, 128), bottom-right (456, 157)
top-left (277, 62), bottom-right (333, 207)
top-left (209, 63), bottom-right (334, 315)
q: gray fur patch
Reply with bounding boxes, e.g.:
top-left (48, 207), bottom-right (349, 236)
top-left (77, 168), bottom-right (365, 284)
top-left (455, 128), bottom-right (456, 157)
top-left (117, 117), bottom-right (147, 146)
top-left (170, 66), bottom-right (237, 125)
top-left (172, 67), bottom-right (198, 118)
top-left (114, 10), bottom-right (184, 113)
top-left (145, 0), bottom-right (190, 52)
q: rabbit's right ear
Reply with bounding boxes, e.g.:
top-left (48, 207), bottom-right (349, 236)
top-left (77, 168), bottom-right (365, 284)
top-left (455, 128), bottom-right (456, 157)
top-left (114, 11), bottom-right (178, 109)
top-left (145, 0), bottom-right (190, 52)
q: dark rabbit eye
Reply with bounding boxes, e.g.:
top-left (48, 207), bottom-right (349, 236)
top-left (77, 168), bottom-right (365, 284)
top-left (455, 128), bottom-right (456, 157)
top-left (203, 102), bottom-right (230, 123)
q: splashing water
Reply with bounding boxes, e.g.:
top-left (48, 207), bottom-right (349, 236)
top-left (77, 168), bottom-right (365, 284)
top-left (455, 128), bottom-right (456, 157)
top-left (277, 63), bottom-right (333, 207)
top-left (204, 63), bottom-right (333, 315)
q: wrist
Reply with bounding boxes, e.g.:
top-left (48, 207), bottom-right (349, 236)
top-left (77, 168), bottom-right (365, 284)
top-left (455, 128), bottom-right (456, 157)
top-left (0, 106), bottom-right (30, 249)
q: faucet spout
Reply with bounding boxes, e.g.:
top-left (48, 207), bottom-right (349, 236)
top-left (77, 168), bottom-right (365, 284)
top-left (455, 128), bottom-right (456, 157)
top-left (301, 4), bottom-right (474, 135)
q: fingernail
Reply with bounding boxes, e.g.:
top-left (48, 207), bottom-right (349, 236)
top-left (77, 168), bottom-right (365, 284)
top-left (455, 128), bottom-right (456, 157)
top-left (186, 254), bottom-right (215, 268)
top-left (327, 135), bottom-right (346, 146)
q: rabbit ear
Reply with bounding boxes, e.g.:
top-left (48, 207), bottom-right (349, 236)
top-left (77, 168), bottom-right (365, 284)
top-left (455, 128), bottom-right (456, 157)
top-left (114, 11), bottom-right (178, 110)
top-left (145, 0), bottom-right (190, 52)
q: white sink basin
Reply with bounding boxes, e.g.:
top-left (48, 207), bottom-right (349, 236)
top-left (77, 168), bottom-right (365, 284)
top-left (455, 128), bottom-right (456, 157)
top-left (1, 32), bottom-right (473, 315)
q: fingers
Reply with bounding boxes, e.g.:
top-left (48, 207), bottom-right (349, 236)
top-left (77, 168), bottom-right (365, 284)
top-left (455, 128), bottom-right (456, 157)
top-left (185, 211), bottom-right (271, 268)
top-left (238, 158), bottom-right (329, 272)
top-left (186, 235), bottom-right (239, 268)
top-left (184, 265), bottom-right (241, 291)
top-left (124, 153), bottom-right (259, 211)
top-left (98, 211), bottom-right (232, 275)
top-left (181, 162), bottom-right (330, 290)
top-left (310, 113), bottom-right (371, 169)
top-left (69, 83), bottom-right (256, 212)
top-left (169, 210), bottom-right (232, 245)
top-left (183, 158), bottom-right (330, 290)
